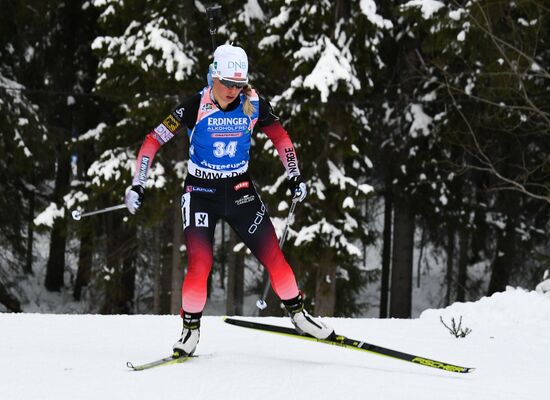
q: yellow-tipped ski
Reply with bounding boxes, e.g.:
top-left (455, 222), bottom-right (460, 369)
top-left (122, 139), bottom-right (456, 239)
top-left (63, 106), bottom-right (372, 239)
top-left (223, 317), bottom-right (474, 374)
top-left (127, 352), bottom-right (193, 371)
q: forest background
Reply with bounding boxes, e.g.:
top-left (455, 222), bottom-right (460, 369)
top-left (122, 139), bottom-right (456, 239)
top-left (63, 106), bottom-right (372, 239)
top-left (1, 0), bottom-right (548, 318)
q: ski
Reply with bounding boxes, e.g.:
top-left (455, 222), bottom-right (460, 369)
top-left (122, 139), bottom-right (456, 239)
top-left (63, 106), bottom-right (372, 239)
top-left (126, 351), bottom-right (195, 371)
top-left (224, 317), bottom-right (474, 373)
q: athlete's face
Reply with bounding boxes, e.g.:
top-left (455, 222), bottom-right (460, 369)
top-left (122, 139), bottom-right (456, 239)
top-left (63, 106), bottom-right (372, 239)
top-left (212, 78), bottom-right (245, 109)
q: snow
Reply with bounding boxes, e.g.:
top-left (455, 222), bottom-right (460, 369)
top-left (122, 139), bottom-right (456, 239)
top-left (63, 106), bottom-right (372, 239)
top-left (269, 6), bottom-right (290, 28)
top-left (327, 160), bottom-right (362, 191)
top-left (1, 289), bottom-right (549, 399)
top-left (536, 276), bottom-right (550, 296)
top-left (78, 122), bottom-right (107, 141)
top-left (238, 0), bottom-right (266, 25)
top-left (34, 202), bottom-right (65, 227)
top-left (293, 218), bottom-right (362, 257)
top-left (258, 34), bottom-right (280, 49)
top-left (302, 37), bottom-right (360, 103)
top-left (91, 17), bottom-right (195, 82)
top-left (342, 196), bottom-right (355, 209)
top-left (63, 191), bottom-right (90, 210)
top-left (531, 62), bottom-right (541, 72)
top-left (13, 129), bottom-right (33, 157)
top-left (407, 103), bottom-right (432, 137)
top-left (87, 148), bottom-right (133, 185)
top-left (359, 0), bottom-right (394, 29)
top-left (403, 0), bottom-right (445, 19)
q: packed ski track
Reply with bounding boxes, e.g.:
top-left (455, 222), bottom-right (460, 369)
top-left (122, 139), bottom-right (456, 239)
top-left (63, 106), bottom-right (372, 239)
top-left (1, 288), bottom-right (549, 400)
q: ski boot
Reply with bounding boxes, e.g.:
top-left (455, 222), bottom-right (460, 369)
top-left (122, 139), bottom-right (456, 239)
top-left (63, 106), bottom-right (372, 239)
top-left (283, 294), bottom-right (335, 339)
top-left (173, 311), bottom-right (201, 356)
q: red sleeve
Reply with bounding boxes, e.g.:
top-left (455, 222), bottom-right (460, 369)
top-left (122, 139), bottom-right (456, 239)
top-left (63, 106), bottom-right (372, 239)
top-left (261, 121), bottom-right (301, 178)
top-left (131, 132), bottom-right (162, 186)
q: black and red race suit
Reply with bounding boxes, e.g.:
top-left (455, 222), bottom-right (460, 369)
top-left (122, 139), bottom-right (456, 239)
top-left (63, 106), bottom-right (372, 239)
top-left (132, 87), bottom-right (302, 313)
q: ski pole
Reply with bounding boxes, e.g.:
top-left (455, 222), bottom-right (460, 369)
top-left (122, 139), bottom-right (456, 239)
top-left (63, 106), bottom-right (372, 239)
top-left (256, 199), bottom-right (298, 310)
top-left (71, 203), bottom-right (127, 221)
top-left (204, 3), bottom-right (221, 86)
top-left (206, 3), bottom-right (222, 52)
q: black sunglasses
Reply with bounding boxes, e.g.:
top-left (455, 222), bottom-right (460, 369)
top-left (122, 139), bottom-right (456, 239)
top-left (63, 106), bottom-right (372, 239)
top-left (219, 78), bottom-right (247, 89)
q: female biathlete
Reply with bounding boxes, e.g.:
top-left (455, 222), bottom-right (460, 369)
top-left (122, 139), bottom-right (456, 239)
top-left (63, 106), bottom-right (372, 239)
top-left (125, 44), bottom-right (333, 356)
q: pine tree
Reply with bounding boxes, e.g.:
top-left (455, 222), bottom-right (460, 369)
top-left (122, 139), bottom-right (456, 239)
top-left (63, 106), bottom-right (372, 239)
top-left (0, 1), bottom-right (52, 309)
top-left (238, 0), bottom-right (391, 316)
top-left (401, 0), bottom-right (550, 297)
top-left (88, 0), bottom-right (212, 313)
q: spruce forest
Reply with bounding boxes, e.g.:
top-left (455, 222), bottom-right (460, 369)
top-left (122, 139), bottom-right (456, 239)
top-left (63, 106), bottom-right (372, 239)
top-left (1, 0), bottom-right (548, 317)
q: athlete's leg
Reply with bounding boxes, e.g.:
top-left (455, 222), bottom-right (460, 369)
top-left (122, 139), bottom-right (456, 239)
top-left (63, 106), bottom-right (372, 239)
top-left (227, 177), bottom-right (334, 339)
top-left (227, 180), bottom-right (299, 301)
top-left (180, 191), bottom-right (217, 313)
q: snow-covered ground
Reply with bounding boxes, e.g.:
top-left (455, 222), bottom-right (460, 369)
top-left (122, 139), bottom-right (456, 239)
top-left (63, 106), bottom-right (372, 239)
top-left (1, 288), bottom-right (549, 400)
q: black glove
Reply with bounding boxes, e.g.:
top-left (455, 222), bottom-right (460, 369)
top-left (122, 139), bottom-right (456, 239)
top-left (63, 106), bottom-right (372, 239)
top-left (125, 185), bottom-right (144, 214)
top-left (288, 175), bottom-right (307, 202)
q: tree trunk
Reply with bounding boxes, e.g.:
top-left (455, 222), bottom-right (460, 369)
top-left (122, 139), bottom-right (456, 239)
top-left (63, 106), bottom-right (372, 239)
top-left (219, 221), bottom-right (226, 290)
top-left (24, 190), bottom-right (34, 275)
top-left (226, 230), bottom-right (245, 315)
top-left (44, 2), bottom-right (80, 292)
top-left (44, 147), bottom-right (71, 291)
top-left (73, 221), bottom-right (93, 301)
top-left (416, 228), bottom-right (426, 288)
top-left (471, 174), bottom-right (489, 262)
top-left (120, 227), bottom-right (137, 313)
top-left (334, 0), bottom-right (351, 23)
top-left (314, 248), bottom-right (336, 316)
top-left (487, 136), bottom-right (521, 295)
top-left (488, 192), bottom-right (520, 295)
top-left (153, 223), bottom-right (162, 314)
top-left (389, 200), bottom-right (415, 318)
top-left (445, 227), bottom-right (455, 306)
top-left (167, 134), bottom-right (187, 314)
top-left (456, 228), bottom-right (469, 302)
top-left (159, 216), bottom-right (174, 314)
top-left (101, 213), bottom-right (136, 314)
top-left (380, 181), bottom-right (393, 318)
top-left (0, 281), bottom-right (21, 312)
top-left (170, 195), bottom-right (185, 314)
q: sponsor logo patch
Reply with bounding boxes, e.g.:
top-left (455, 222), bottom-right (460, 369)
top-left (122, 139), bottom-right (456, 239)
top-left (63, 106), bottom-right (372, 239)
top-left (163, 114), bottom-right (180, 132)
top-left (234, 181), bottom-right (250, 191)
top-left (207, 116), bottom-right (248, 133)
top-left (154, 123), bottom-right (174, 143)
top-left (174, 107), bottom-right (185, 120)
top-left (235, 194), bottom-right (255, 206)
top-left (248, 204), bottom-right (266, 234)
top-left (211, 132), bottom-right (242, 138)
top-left (195, 212), bottom-right (208, 227)
top-left (138, 156), bottom-right (150, 186)
top-left (284, 147), bottom-right (298, 175)
top-left (227, 60), bottom-right (247, 71)
top-left (185, 185), bottom-right (216, 194)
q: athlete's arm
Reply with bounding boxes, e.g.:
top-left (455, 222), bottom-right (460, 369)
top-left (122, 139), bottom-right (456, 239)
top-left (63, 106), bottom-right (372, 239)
top-left (258, 97), bottom-right (301, 178)
top-left (131, 94), bottom-right (200, 186)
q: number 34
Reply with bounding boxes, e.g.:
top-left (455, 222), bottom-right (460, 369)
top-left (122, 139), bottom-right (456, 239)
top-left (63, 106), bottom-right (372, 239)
top-left (213, 141), bottom-right (237, 158)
